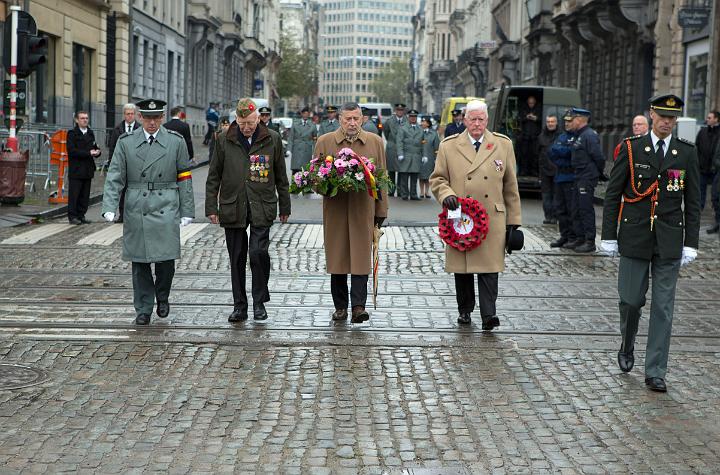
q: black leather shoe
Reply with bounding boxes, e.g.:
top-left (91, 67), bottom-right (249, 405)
top-left (135, 314), bottom-right (150, 325)
top-left (69, 218), bottom-right (82, 225)
top-left (707, 224), bottom-right (719, 234)
top-left (457, 312), bottom-right (472, 325)
top-left (573, 241), bottom-right (596, 253)
top-left (401, 197), bottom-right (409, 201)
top-left (550, 237), bottom-right (568, 248)
top-left (228, 309), bottom-right (248, 322)
top-left (481, 315), bottom-right (500, 331)
top-left (410, 197), bottom-right (421, 201)
top-left (562, 238), bottom-right (583, 250)
top-left (645, 377), bottom-right (667, 392)
top-left (618, 350), bottom-right (634, 373)
top-left (332, 308), bottom-right (348, 321)
top-left (351, 306), bottom-right (370, 323)
top-left (156, 301), bottom-right (169, 318)
top-left (80, 217), bottom-right (92, 224)
top-left (253, 303), bottom-right (268, 320)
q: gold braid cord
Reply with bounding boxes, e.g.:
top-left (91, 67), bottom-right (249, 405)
top-left (618, 139), bottom-right (659, 230)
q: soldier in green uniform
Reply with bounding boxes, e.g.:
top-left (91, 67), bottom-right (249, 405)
top-left (419, 116), bottom-right (440, 198)
top-left (361, 107), bottom-right (379, 135)
top-left (319, 105), bottom-right (340, 135)
top-left (102, 99), bottom-right (195, 325)
top-left (258, 106), bottom-right (281, 134)
top-left (601, 94), bottom-right (701, 392)
top-left (384, 103), bottom-right (408, 196)
top-left (396, 109), bottom-right (424, 200)
top-left (288, 106), bottom-right (315, 173)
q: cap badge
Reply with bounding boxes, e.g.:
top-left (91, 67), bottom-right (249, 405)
top-left (148, 101), bottom-right (156, 109)
top-left (666, 98), bottom-right (676, 107)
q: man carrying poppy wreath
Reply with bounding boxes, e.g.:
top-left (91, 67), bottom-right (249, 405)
top-left (430, 100), bottom-right (522, 329)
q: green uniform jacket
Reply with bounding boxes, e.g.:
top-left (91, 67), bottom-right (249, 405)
top-left (396, 124), bottom-right (424, 174)
top-left (384, 115), bottom-right (407, 173)
top-left (362, 120), bottom-right (379, 135)
top-left (266, 121), bottom-right (281, 134)
top-left (601, 134), bottom-right (701, 260)
top-left (419, 128), bottom-right (440, 180)
top-left (288, 119), bottom-right (315, 170)
top-left (205, 122), bottom-right (291, 228)
top-left (319, 119), bottom-right (340, 136)
top-left (102, 127), bottom-right (195, 263)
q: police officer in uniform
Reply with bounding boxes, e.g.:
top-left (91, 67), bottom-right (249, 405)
top-left (258, 106), bottom-right (281, 134)
top-left (102, 99), bottom-right (195, 325)
top-left (288, 107), bottom-right (315, 173)
top-left (444, 109), bottom-right (466, 137)
top-left (361, 107), bottom-right (379, 135)
top-left (396, 109), bottom-right (423, 200)
top-left (384, 103), bottom-right (408, 196)
top-left (319, 105), bottom-right (340, 135)
top-left (565, 107), bottom-right (606, 253)
top-left (601, 94), bottom-right (700, 392)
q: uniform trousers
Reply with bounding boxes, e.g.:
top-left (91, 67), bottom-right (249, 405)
top-left (618, 254), bottom-right (681, 379)
top-left (331, 274), bottom-right (368, 309)
top-left (540, 174), bottom-right (555, 220)
top-left (574, 179), bottom-right (597, 241)
top-left (454, 273), bottom-right (499, 317)
top-left (131, 260), bottom-right (175, 317)
top-left (553, 181), bottom-right (579, 240)
top-left (225, 226), bottom-right (271, 311)
top-left (68, 178), bottom-right (92, 221)
top-left (397, 172), bottom-right (419, 199)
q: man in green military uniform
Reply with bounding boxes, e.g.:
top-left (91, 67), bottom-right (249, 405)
top-left (289, 106), bottom-right (315, 173)
top-left (601, 94), bottom-right (701, 392)
top-left (396, 109), bottom-right (423, 200)
top-left (206, 98), bottom-right (291, 323)
top-left (319, 105), bottom-right (340, 135)
top-left (361, 107), bottom-right (379, 135)
top-left (102, 99), bottom-right (195, 325)
top-left (258, 106), bottom-right (281, 134)
top-left (384, 103), bottom-right (408, 196)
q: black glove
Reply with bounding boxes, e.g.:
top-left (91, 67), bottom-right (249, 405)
top-left (374, 217), bottom-right (385, 227)
top-left (442, 195), bottom-right (459, 210)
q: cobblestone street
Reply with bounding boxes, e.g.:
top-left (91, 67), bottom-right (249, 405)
top-left (1, 174), bottom-right (719, 473)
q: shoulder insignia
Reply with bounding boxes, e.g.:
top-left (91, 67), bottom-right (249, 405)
top-left (491, 131), bottom-right (511, 142)
top-left (623, 134), bottom-right (643, 141)
top-left (118, 132), bottom-right (130, 140)
top-left (677, 137), bottom-right (696, 147)
top-left (441, 133), bottom-right (459, 142)
top-left (166, 129), bottom-right (183, 138)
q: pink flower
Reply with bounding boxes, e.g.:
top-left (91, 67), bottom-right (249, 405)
top-left (367, 163), bottom-right (376, 173)
top-left (348, 158), bottom-right (359, 167)
top-left (293, 173), bottom-right (304, 186)
top-left (303, 171), bottom-right (309, 177)
top-left (334, 159), bottom-right (347, 175)
top-left (318, 166), bottom-right (330, 177)
top-left (339, 147), bottom-right (353, 157)
top-left (309, 164), bottom-right (315, 172)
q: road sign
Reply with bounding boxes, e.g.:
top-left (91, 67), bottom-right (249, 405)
top-left (478, 41), bottom-right (497, 49)
top-left (3, 80), bottom-right (26, 116)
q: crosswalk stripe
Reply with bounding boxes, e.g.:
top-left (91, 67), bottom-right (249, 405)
top-left (180, 223), bottom-right (209, 245)
top-left (2, 223), bottom-right (74, 245)
top-left (77, 224), bottom-right (124, 246)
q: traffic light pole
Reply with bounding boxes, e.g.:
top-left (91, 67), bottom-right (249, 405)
top-left (7, 5), bottom-right (20, 153)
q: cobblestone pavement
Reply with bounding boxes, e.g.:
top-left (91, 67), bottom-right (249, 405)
top-left (0, 193), bottom-right (719, 473)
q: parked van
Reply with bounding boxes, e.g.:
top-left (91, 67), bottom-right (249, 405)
top-left (358, 102), bottom-right (392, 135)
top-left (485, 85), bottom-right (581, 191)
top-left (439, 96), bottom-right (482, 131)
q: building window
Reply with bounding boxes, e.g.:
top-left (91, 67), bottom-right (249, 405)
top-left (30, 33), bottom-right (55, 123)
top-left (72, 43), bottom-right (92, 116)
top-left (132, 35), bottom-right (139, 95)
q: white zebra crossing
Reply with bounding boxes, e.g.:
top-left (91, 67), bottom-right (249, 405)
top-left (1, 223), bottom-right (74, 245)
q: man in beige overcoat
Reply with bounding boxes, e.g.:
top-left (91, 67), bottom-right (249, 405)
top-left (314, 103), bottom-right (389, 323)
top-left (430, 100), bottom-right (522, 329)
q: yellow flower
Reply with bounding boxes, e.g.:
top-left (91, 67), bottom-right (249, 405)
top-left (325, 155), bottom-right (333, 163)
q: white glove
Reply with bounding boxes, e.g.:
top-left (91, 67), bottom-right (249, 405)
top-left (599, 240), bottom-right (618, 257)
top-left (422, 156), bottom-right (428, 164)
top-left (680, 246), bottom-right (697, 266)
top-left (103, 212), bottom-right (115, 223)
top-left (397, 155), bottom-right (404, 161)
top-left (180, 217), bottom-right (193, 227)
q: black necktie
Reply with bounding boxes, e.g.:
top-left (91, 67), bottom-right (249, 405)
top-left (474, 141), bottom-right (481, 152)
top-left (148, 135), bottom-right (154, 145)
top-left (656, 139), bottom-right (664, 165)
top-left (127, 124), bottom-right (131, 133)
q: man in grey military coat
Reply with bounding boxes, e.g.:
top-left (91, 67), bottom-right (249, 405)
top-left (396, 109), bottom-right (423, 200)
top-left (102, 99), bottom-right (195, 325)
top-left (319, 105), bottom-right (340, 135)
top-left (289, 107), bottom-right (315, 173)
top-left (384, 103), bottom-right (408, 196)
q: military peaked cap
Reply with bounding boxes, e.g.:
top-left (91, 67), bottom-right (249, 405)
top-left (136, 99), bottom-right (166, 116)
top-left (258, 106), bottom-right (272, 114)
top-left (649, 94), bottom-right (684, 117)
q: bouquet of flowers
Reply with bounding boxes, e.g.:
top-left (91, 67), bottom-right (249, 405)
top-left (289, 147), bottom-right (392, 199)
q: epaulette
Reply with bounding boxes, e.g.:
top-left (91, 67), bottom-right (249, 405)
top-left (491, 131), bottom-right (511, 142)
top-left (441, 133), bottom-right (458, 142)
top-left (166, 129), bottom-right (183, 138)
top-left (677, 137), bottom-right (696, 147)
top-left (118, 132), bottom-right (131, 140)
top-left (623, 134), bottom-right (644, 141)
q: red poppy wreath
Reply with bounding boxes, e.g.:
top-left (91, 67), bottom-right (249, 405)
top-left (438, 197), bottom-right (489, 251)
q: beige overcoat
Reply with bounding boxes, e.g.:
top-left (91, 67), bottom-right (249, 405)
top-left (314, 127), bottom-right (389, 274)
top-left (430, 130), bottom-right (522, 273)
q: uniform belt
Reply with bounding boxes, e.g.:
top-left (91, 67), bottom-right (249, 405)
top-left (127, 182), bottom-right (179, 190)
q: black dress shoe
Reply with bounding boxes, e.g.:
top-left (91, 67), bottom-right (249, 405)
top-left (457, 312), bottom-right (472, 325)
top-left (332, 308), bottom-right (348, 321)
top-left (562, 238), bottom-right (583, 250)
top-left (69, 218), bottom-right (82, 225)
top-left (401, 197), bottom-right (409, 201)
top-left (707, 224), bottom-right (719, 234)
top-left (135, 314), bottom-right (150, 325)
top-left (481, 315), bottom-right (500, 331)
top-left (645, 377), bottom-right (667, 392)
top-left (228, 309), bottom-right (248, 322)
top-left (156, 301), bottom-right (169, 318)
top-left (351, 306), bottom-right (370, 323)
top-left (80, 217), bottom-right (92, 224)
top-left (550, 237), bottom-right (568, 248)
top-left (410, 197), bottom-right (421, 201)
top-left (617, 350), bottom-right (634, 373)
top-left (573, 241), bottom-right (596, 253)
top-left (253, 303), bottom-right (268, 320)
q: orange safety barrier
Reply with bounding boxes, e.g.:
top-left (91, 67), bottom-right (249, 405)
top-left (49, 129), bottom-right (68, 204)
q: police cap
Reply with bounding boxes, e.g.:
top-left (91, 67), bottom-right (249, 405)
top-left (300, 106), bottom-right (310, 113)
top-left (258, 106), bottom-right (272, 114)
top-left (408, 109), bottom-right (419, 116)
top-left (451, 109), bottom-right (463, 116)
top-left (394, 103), bottom-right (407, 109)
top-left (326, 105), bottom-right (338, 113)
top-left (563, 107), bottom-right (591, 121)
top-left (136, 98), bottom-right (166, 116)
top-left (649, 94), bottom-right (684, 117)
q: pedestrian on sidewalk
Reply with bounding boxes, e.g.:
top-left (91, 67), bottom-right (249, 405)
top-left (107, 104), bottom-right (141, 222)
top-left (101, 98), bottom-right (195, 326)
top-left (537, 115), bottom-right (560, 224)
top-left (601, 94), bottom-right (701, 393)
top-left (419, 116), bottom-right (440, 199)
top-left (205, 98), bottom-right (291, 323)
top-left (67, 111), bottom-right (102, 225)
top-left (164, 105), bottom-right (194, 162)
top-left (430, 100), bottom-right (522, 329)
top-left (695, 110), bottom-right (720, 234)
top-left (314, 102), bottom-right (388, 323)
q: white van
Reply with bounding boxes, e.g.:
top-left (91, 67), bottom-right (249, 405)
top-left (358, 102), bottom-right (392, 135)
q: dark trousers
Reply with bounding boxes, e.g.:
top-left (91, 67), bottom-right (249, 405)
top-left (131, 260), bottom-right (175, 317)
top-left (540, 174), bottom-right (555, 220)
top-left (118, 186), bottom-right (126, 219)
top-left (700, 171), bottom-right (719, 223)
top-left (398, 172), bottom-right (419, 199)
top-left (553, 181), bottom-right (578, 240)
top-left (68, 178), bottom-right (92, 220)
top-left (225, 226), bottom-right (271, 311)
top-left (574, 179), bottom-right (597, 241)
top-left (331, 274), bottom-right (368, 309)
top-left (203, 124), bottom-right (215, 144)
top-left (518, 136), bottom-right (538, 175)
top-left (454, 273), bottom-right (499, 317)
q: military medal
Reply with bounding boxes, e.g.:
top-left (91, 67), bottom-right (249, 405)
top-left (494, 159), bottom-right (503, 172)
top-left (679, 170), bottom-right (685, 190)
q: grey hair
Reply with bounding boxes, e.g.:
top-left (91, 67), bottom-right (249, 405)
top-left (340, 102), bottom-right (361, 113)
top-left (465, 100), bottom-right (487, 114)
top-left (123, 103), bottom-right (137, 112)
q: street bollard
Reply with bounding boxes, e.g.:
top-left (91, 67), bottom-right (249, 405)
top-left (0, 149), bottom-right (29, 205)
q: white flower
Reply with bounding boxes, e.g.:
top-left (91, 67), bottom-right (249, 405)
top-left (355, 172), bottom-right (365, 181)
